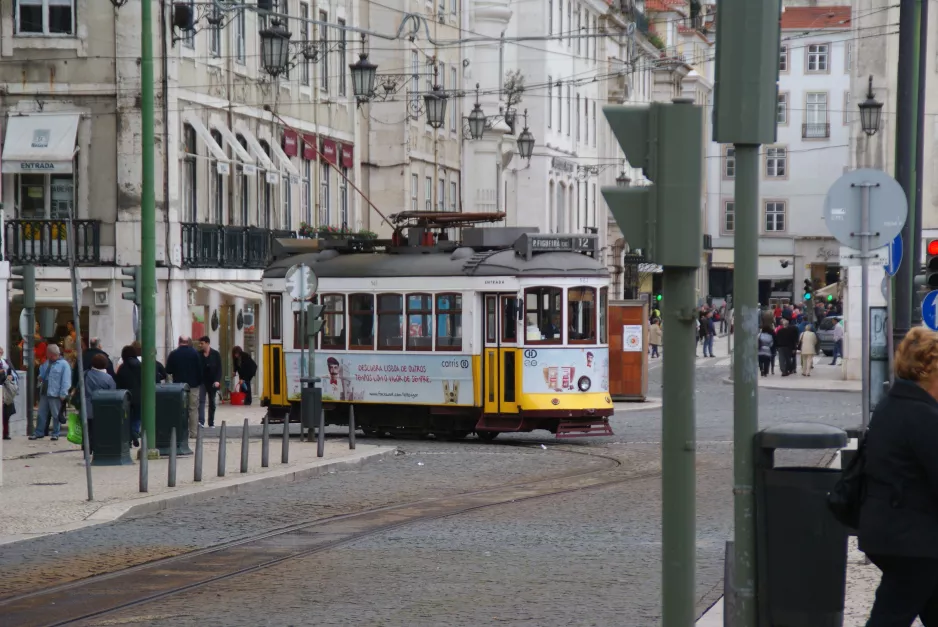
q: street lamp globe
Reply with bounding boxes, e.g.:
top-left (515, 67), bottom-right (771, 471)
top-left (858, 75), bottom-right (883, 137)
top-left (349, 52), bottom-right (378, 102)
top-left (616, 172), bottom-right (631, 187)
top-left (467, 102), bottom-right (486, 140)
top-left (423, 85), bottom-right (448, 129)
top-left (259, 19), bottom-right (292, 78)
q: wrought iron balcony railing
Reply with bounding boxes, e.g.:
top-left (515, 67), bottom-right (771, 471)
top-left (4, 219), bottom-right (101, 265)
top-left (181, 224), bottom-right (296, 269)
top-left (802, 123), bottom-right (830, 139)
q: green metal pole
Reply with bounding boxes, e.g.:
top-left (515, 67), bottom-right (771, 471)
top-left (731, 144), bottom-right (760, 627)
top-left (140, 0), bottom-right (157, 456)
top-left (907, 0), bottom-right (921, 326)
top-left (660, 265), bottom-right (697, 627)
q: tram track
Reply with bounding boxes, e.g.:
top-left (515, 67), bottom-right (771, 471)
top-left (0, 442), bottom-right (661, 627)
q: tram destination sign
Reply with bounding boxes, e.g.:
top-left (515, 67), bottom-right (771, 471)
top-left (515, 233), bottom-right (599, 260)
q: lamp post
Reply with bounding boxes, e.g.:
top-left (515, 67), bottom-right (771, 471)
top-left (516, 109), bottom-right (534, 160)
top-left (858, 75), bottom-right (884, 138)
top-left (467, 101), bottom-right (486, 140)
top-left (349, 51), bottom-right (379, 102)
top-left (259, 19), bottom-right (292, 77)
top-left (423, 83), bottom-right (449, 130)
top-left (616, 172), bottom-right (632, 187)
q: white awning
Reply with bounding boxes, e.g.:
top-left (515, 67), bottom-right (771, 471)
top-left (233, 122), bottom-right (276, 171)
top-left (270, 139), bottom-right (300, 176)
top-left (197, 281), bottom-right (263, 301)
top-left (208, 115), bottom-right (254, 164)
top-left (10, 280), bottom-right (89, 304)
top-left (183, 113), bottom-right (228, 162)
top-left (638, 263), bottom-right (663, 274)
top-left (2, 114), bottom-right (80, 174)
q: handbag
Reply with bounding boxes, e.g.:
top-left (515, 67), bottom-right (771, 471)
top-left (828, 434), bottom-right (867, 529)
top-left (66, 411), bottom-right (83, 446)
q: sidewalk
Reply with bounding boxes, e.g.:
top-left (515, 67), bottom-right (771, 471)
top-left (0, 408), bottom-right (395, 544)
top-left (721, 357), bottom-right (860, 392)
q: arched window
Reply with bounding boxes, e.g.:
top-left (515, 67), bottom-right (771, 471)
top-left (236, 134), bottom-right (250, 225)
top-left (183, 123), bottom-right (197, 223)
top-left (210, 129), bottom-right (224, 224)
top-left (259, 140), bottom-right (272, 228)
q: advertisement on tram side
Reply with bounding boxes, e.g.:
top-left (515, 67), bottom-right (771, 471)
top-left (283, 350), bottom-right (475, 406)
top-left (520, 347), bottom-right (609, 394)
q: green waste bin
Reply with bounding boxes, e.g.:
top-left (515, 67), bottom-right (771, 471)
top-left (301, 378), bottom-right (322, 430)
top-left (156, 383), bottom-right (193, 456)
top-left (755, 422), bottom-right (849, 627)
top-left (91, 390), bottom-right (133, 466)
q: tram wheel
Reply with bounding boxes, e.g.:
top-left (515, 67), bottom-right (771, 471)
top-left (476, 430), bottom-right (500, 442)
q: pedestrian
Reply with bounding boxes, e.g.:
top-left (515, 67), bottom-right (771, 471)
top-left (84, 353), bottom-right (115, 453)
top-left (704, 311), bottom-right (716, 357)
top-left (129, 340), bottom-right (168, 383)
top-left (767, 324), bottom-right (778, 375)
top-left (166, 336), bottom-right (203, 438)
top-left (63, 320), bottom-right (78, 367)
top-left (0, 359), bottom-right (17, 441)
top-left (830, 319), bottom-right (844, 366)
top-left (79, 338), bottom-right (114, 379)
top-left (232, 346), bottom-right (257, 405)
top-left (757, 325), bottom-right (774, 377)
top-left (860, 327), bottom-right (938, 625)
top-left (197, 336), bottom-right (222, 428)
top-left (798, 323), bottom-right (819, 377)
top-left (114, 345), bottom-right (143, 447)
top-left (774, 319), bottom-right (795, 377)
top-left (648, 319), bottom-right (662, 359)
top-left (28, 344), bottom-right (71, 441)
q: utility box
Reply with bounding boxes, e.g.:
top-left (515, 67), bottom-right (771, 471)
top-left (301, 378), bottom-right (322, 430)
top-left (91, 390), bottom-right (133, 466)
top-left (155, 383), bottom-right (193, 456)
top-left (608, 300), bottom-right (648, 401)
top-left (755, 422), bottom-right (849, 627)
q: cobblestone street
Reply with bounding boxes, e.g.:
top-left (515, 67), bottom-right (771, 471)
top-left (0, 359), bottom-right (861, 626)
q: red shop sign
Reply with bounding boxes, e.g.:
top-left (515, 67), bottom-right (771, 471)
top-left (302, 134), bottom-right (316, 160)
top-left (321, 138), bottom-right (338, 166)
top-left (281, 128), bottom-right (298, 157)
top-left (340, 144), bottom-right (353, 168)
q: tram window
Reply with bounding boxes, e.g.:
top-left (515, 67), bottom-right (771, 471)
top-left (436, 293), bottom-right (462, 350)
top-left (502, 297), bottom-right (518, 343)
top-left (349, 293), bottom-right (375, 350)
top-left (320, 294), bottom-right (346, 350)
top-left (378, 293), bottom-right (404, 350)
top-left (406, 293), bottom-right (433, 351)
top-left (292, 311), bottom-right (310, 350)
top-left (524, 287), bottom-right (563, 345)
top-left (599, 287), bottom-right (608, 344)
top-left (485, 296), bottom-right (497, 344)
top-left (567, 287), bottom-right (596, 344)
top-left (269, 294), bottom-right (282, 341)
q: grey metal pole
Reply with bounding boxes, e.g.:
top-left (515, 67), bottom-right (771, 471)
top-left (217, 421), bottom-right (227, 477)
top-left (732, 143), bottom-right (761, 627)
top-left (348, 405), bottom-right (356, 450)
top-left (67, 213), bottom-right (93, 501)
top-left (859, 182), bottom-right (874, 428)
top-left (240, 418), bottom-right (249, 473)
top-left (194, 425), bottom-right (203, 482)
top-left (261, 416), bottom-right (270, 467)
top-left (317, 407), bottom-right (326, 458)
top-left (24, 309), bottom-right (35, 436)
top-left (168, 427), bottom-right (177, 488)
top-left (139, 430), bottom-right (149, 493)
top-left (660, 266), bottom-right (697, 627)
top-left (281, 416), bottom-right (290, 464)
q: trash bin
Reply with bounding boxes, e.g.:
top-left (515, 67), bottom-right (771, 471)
top-left (755, 422), bottom-right (849, 627)
top-left (155, 383), bottom-right (193, 456)
top-left (300, 378), bottom-right (322, 430)
top-left (91, 390), bottom-right (133, 466)
top-left (840, 427), bottom-right (866, 471)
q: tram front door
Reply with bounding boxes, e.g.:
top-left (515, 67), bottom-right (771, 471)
top-left (482, 293), bottom-right (519, 415)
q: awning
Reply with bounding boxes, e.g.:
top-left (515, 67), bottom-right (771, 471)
top-left (209, 116), bottom-right (254, 164)
top-left (233, 122), bottom-right (277, 171)
top-left (638, 263), bottom-right (663, 274)
top-left (183, 113), bottom-right (228, 162)
top-left (815, 282), bottom-right (841, 299)
top-left (10, 280), bottom-right (89, 305)
top-left (270, 139), bottom-right (300, 176)
top-left (197, 281), bottom-right (263, 301)
top-left (758, 256), bottom-right (793, 280)
top-left (2, 114), bottom-right (80, 174)
top-left (340, 143), bottom-right (353, 168)
top-left (711, 248), bottom-right (734, 268)
top-left (321, 138), bottom-right (338, 166)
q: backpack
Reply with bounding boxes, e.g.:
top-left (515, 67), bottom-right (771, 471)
top-left (828, 434), bottom-right (867, 529)
top-left (3, 373), bottom-right (18, 405)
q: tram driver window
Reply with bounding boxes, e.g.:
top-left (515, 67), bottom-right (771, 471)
top-left (568, 287), bottom-right (596, 343)
top-left (436, 293), bottom-right (462, 350)
top-left (599, 287), bottom-right (608, 344)
top-left (349, 294), bottom-right (375, 350)
top-left (406, 293), bottom-right (432, 351)
top-left (320, 294), bottom-right (346, 350)
top-left (378, 293), bottom-right (404, 350)
top-left (524, 287), bottom-right (563, 344)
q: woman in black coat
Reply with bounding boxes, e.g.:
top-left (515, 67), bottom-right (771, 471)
top-left (114, 345), bottom-right (143, 447)
top-left (860, 326), bottom-right (938, 625)
top-left (232, 346), bottom-right (257, 406)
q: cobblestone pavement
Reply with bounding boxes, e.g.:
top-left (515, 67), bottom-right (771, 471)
top-left (2, 362), bottom-right (862, 626)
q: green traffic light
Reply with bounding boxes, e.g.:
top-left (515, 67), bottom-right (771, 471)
top-left (804, 293), bottom-right (812, 301)
top-left (656, 294), bottom-right (662, 302)
top-left (827, 295), bottom-right (833, 302)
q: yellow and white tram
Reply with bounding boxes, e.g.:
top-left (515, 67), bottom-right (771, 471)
top-left (260, 220), bottom-right (614, 440)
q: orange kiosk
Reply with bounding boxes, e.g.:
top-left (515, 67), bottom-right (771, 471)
top-left (608, 300), bottom-right (649, 401)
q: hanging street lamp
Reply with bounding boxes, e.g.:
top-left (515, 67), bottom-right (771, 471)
top-left (516, 109), bottom-right (535, 160)
top-left (616, 172), bottom-right (632, 187)
top-left (858, 75), bottom-right (883, 137)
top-left (423, 83), bottom-right (448, 129)
top-left (467, 84), bottom-right (486, 140)
top-left (349, 36), bottom-right (379, 103)
top-left (259, 19), bottom-right (292, 78)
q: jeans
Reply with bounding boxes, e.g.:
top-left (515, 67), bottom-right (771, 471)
top-left (242, 379), bottom-right (253, 405)
top-left (758, 355), bottom-right (771, 376)
top-left (650, 344), bottom-right (659, 358)
top-left (777, 347), bottom-right (793, 375)
top-left (34, 396), bottom-right (63, 438)
top-left (867, 554), bottom-right (938, 626)
top-left (702, 335), bottom-right (714, 357)
top-left (129, 407), bottom-right (141, 442)
top-left (830, 340), bottom-right (843, 364)
top-left (199, 384), bottom-right (217, 427)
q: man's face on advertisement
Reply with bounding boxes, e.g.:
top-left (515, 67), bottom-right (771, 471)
top-left (329, 363), bottom-right (340, 376)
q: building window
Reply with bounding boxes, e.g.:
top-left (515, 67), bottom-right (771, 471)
top-left (807, 43), bottom-right (829, 72)
top-left (438, 178), bottom-right (445, 211)
top-left (406, 294), bottom-right (433, 351)
top-left (183, 123), bottom-right (197, 222)
top-left (211, 129), bottom-right (224, 224)
top-left (235, 8), bottom-right (246, 63)
top-left (16, 173), bottom-right (73, 220)
top-left (425, 59), bottom-right (433, 96)
top-left (558, 0), bottom-right (563, 42)
top-left (410, 50), bottom-right (419, 119)
top-left (450, 67), bottom-right (457, 130)
top-left (806, 92), bottom-right (828, 123)
top-left (16, 0), bottom-right (76, 36)
top-left (260, 141), bottom-right (272, 227)
top-left (282, 173), bottom-right (292, 230)
top-left (843, 92), bottom-right (851, 125)
top-left (566, 84), bottom-right (571, 136)
top-left (524, 286), bottom-right (563, 344)
top-left (238, 135), bottom-right (250, 225)
top-left (319, 11), bottom-right (329, 91)
top-left (181, 0), bottom-right (195, 47)
top-left (378, 294), bottom-right (404, 350)
top-left (724, 146), bottom-right (735, 179)
top-left (548, 0), bottom-right (553, 34)
top-left (723, 201), bottom-right (735, 234)
top-left (339, 167), bottom-right (349, 227)
top-left (411, 173), bottom-right (418, 211)
top-left (779, 45), bottom-right (788, 72)
top-left (547, 78), bottom-right (553, 128)
top-left (338, 18), bottom-right (347, 96)
top-left (425, 176), bottom-right (432, 211)
top-left (845, 42), bottom-right (852, 72)
top-left (765, 146), bottom-right (787, 178)
top-left (451, 0), bottom-right (456, 14)
top-left (556, 81), bottom-right (563, 132)
top-left (320, 161), bottom-right (331, 226)
top-left (302, 159), bottom-right (312, 226)
top-left (592, 100), bottom-right (596, 147)
top-left (209, 4), bottom-right (221, 56)
top-left (436, 293), bottom-right (462, 350)
top-left (567, 1), bottom-right (572, 47)
top-left (777, 93), bottom-right (788, 125)
top-left (349, 294), bottom-right (375, 350)
top-left (576, 10), bottom-right (581, 55)
top-left (319, 294), bottom-right (346, 350)
top-left (764, 201), bottom-right (786, 233)
top-left (300, 3), bottom-right (310, 85)
top-left (575, 94), bottom-right (580, 141)
top-left (450, 181), bottom-right (457, 211)
top-left (568, 287), bottom-right (596, 344)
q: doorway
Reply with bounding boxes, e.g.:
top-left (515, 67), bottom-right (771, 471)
top-left (482, 293), bottom-right (519, 416)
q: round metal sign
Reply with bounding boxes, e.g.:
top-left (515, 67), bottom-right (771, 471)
top-left (824, 169), bottom-right (908, 250)
top-left (284, 264), bottom-right (317, 301)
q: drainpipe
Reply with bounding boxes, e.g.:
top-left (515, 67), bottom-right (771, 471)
top-left (313, 16), bottom-right (321, 227)
top-left (160, 0), bottom-right (173, 353)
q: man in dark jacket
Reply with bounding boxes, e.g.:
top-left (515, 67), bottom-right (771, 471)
top-left (74, 338), bottom-right (114, 387)
top-left (774, 320), bottom-right (799, 376)
top-left (197, 336), bottom-right (222, 428)
top-left (166, 336), bottom-right (202, 437)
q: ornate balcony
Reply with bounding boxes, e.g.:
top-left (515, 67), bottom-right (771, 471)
top-left (181, 224), bottom-right (295, 269)
top-left (802, 123), bottom-right (830, 139)
top-left (4, 219), bottom-right (101, 265)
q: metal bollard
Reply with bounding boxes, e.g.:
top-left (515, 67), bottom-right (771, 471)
top-left (317, 407), bottom-right (326, 458)
top-left (261, 416), bottom-right (270, 468)
top-left (168, 427), bottom-right (177, 488)
top-left (139, 431), bottom-right (149, 493)
top-left (348, 405), bottom-right (356, 450)
top-left (194, 425), bottom-right (204, 482)
top-left (240, 418), bottom-right (250, 473)
top-left (217, 421), bottom-right (227, 477)
top-left (281, 417), bottom-right (290, 464)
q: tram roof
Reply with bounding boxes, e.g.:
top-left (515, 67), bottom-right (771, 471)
top-left (263, 248), bottom-right (609, 279)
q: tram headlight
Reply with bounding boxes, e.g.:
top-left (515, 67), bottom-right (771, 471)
top-left (577, 376), bottom-right (592, 392)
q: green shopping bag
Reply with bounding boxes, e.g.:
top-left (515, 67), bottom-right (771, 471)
top-left (66, 410), bottom-right (83, 446)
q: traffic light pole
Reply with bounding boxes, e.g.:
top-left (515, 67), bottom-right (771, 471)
top-left (859, 182), bottom-right (873, 428)
top-left (140, 0), bottom-right (157, 457)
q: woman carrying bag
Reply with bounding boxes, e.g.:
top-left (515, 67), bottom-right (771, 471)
top-left (232, 346), bottom-right (257, 406)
